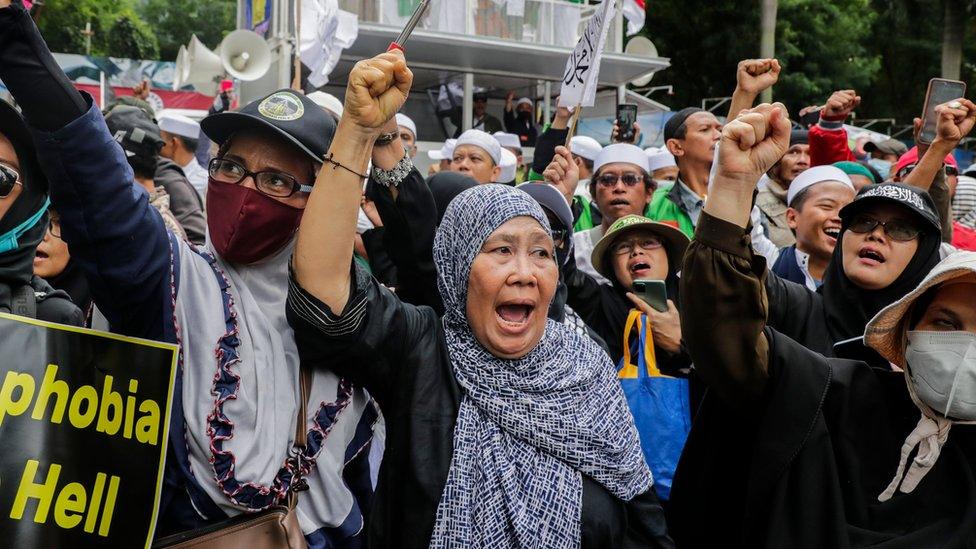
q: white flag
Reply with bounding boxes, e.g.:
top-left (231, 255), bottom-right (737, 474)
top-left (558, 0), bottom-right (617, 108)
top-left (622, 0), bottom-right (646, 36)
top-left (300, 0), bottom-right (360, 88)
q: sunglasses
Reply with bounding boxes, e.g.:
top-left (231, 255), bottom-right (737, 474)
top-left (0, 162), bottom-right (23, 198)
top-left (847, 214), bottom-right (921, 242)
top-left (596, 173), bottom-right (645, 188)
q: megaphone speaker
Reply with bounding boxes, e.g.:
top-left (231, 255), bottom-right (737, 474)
top-left (172, 45), bottom-right (188, 91)
top-left (220, 30), bottom-right (272, 82)
top-left (182, 34), bottom-right (224, 92)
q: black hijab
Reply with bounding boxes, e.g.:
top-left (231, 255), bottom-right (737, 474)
top-left (0, 100), bottom-right (49, 313)
top-left (428, 171), bottom-right (477, 224)
top-left (819, 192), bottom-right (942, 344)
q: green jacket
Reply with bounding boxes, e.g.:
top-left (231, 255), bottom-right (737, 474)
top-left (646, 183), bottom-right (695, 238)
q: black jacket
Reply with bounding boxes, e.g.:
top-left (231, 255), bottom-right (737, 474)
top-left (154, 159), bottom-right (206, 245)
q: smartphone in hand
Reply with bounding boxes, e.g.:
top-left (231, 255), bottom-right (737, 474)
top-left (616, 104), bottom-right (638, 143)
top-left (632, 279), bottom-right (668, 313)
top-left (918, 78), bottom-right (967, 145)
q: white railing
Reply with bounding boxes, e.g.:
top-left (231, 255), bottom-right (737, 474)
top-left (339, 0), bottom-right (601, 49)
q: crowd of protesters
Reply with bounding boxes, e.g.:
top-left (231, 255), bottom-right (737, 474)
top-left (0, 0), bottom-right (974, 547)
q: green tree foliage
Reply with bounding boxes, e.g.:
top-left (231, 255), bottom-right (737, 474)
top-left (774, 0), bottom-right (879, 112)
top-left (138, 0), bottom-right (236, 61)
top-left (36, 0), bottom-right (129, 56)
top-left (106, 12), bottom-right (160, 60)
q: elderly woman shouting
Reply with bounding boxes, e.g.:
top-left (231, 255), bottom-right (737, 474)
top-left (0, 3), bottom-right (374, 545)
top-left (287, 51), bottom-right (672, 548)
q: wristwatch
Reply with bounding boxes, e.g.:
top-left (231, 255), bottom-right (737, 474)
top-left (374, 131), bottom-right (399, 146)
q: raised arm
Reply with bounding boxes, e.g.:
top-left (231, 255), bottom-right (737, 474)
top-left (727, 59), bottom-right (780, 120)
top-left (0, 1), bottom-right (172, 339)
top-left (809, 90), bottom-right (859, 166)
top-left (293, 50), bottom-right (412, 313)
top-left (682, 103), bottom-right (791, 405)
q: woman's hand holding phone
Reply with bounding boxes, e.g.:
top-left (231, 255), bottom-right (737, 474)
top-left (626, 293), bottom-right (683, 354)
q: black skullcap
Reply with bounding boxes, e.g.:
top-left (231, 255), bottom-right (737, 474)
top-left (663, 107), bottom-right (706, 141)
top-left (790, 129), bottom-right (809, 146)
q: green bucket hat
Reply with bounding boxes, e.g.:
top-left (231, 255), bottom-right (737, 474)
top-left (590, 214), bottom-right (690, 280)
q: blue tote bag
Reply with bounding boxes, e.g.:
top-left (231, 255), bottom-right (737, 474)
top-left (617, 309), bottom-right (692, 501)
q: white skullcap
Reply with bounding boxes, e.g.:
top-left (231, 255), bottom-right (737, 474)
top-left (570, 136), bottom-right (602, 161)
top-left (395, 113), bottom-right (417, 138)
top-left (594, 143), bottom-right (648, 174)
top-left (307, 91), bottom-right (344, 118)
top-left (157, 111), bottom-right (200, 140)
top-left (493, 131), bottom-right (522, 150)
top-left (428, 138), bottom-right (457, 160)
top-left (456, 129), bottom-right (501, 165)
top-left (645, 147), bottom-right (677, 172)
top-left (498, 148), bottom-right (518, 182)
top-left (516, 97), bottom-right (533, 108)
top-left (787, 165), bottom-right (855, 207)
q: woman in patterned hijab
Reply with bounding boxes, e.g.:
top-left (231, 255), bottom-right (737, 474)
top-left (287, 50), bottom-right (671, 548)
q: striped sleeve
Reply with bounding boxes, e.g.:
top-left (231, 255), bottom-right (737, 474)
top-left (287, 262), bottom-right (370, 338)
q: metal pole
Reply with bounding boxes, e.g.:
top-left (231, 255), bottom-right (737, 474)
top-left (99, 71), bottom-right (105, 109)
top-left (277, 0), bottom-right (293, 89)
top-left (293, 0), bottom-right (302, 90)
top-left (237, 0), bottom-right (244, 29)
top-left (759, 0), bottom-right (778, 103)
top-left (543, 81), bottom-right (552, 123)
top-left (462, 73), bottom-right (474, 132)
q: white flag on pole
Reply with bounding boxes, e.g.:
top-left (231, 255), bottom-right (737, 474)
top-left (300, 0), bottom-right (360, 88)
top-left (558, 0), bottom-right (617, 108)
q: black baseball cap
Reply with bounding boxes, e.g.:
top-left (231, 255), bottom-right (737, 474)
top-left (840, 183), bottom-right (941, 233)
top-left (0, 99), bottom-right (47, 194)
top-left (103, 105), bottom-right (163, 159)
top-left (201, 89), bottom-right (337, 163)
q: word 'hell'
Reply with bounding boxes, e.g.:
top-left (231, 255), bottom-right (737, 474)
top-left (10, 460), bottom-right (120, 537)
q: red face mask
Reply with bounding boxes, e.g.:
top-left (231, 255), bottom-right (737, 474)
top-left (206, 178), bottom-right (304, 264)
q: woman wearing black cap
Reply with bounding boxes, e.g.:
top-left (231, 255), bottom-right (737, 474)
top-left (0, 4), bottom-right (375, 546)
top-left (0, 100), bottom-right (82, 325)
top-left (670, 101), bottom-right (976, 549)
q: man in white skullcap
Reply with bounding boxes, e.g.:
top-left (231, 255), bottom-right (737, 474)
top-left (451, 129), bottom-right (501, 184)
top-left (157, 110), bottom-right (208, 201)
top-left (770, 165), bottom-right (856, 290)
top-left (645, 147), bottom-right (679, 185)
top-left (546, 143), bottom-right (654, 285)
top-left (396, 113), bottom-right (418, 158)
top-left (494, 131), bottom-right (526, 183)
top-left (307, 91), bottom-right (344, 121)
top-left (498, 148), bottom-right (518, 185)
top-left (503, 93), bottom-right (539, 146)
top-left (428, 138), bottom-right (457, 175)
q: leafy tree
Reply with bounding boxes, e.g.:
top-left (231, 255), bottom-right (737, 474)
top-left (106, 12), bottom-right (160, 59)
top-left (36, 0), bottom-right (129, 55)
top-left (138, 0), bottom-right (236, 61)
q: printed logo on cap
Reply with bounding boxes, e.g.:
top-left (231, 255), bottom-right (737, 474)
top-left (609, 215), bottom-right (648, 233)
top-left (861, 185), bottom-right (926, 212)
top-left (258, 92), bottom-right (305, 122)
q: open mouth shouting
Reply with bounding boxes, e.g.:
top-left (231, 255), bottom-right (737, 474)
top-left (857, 245), bottom-right (886, 266)
top-left (495, 300), bottom-right (537, 334)
top-left (823, 227), bottom-right (841, 244)
top-left (629, 258), bottom-right (653, 279)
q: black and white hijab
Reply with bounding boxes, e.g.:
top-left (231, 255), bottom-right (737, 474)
top-left (429, 184), bottom-right (651, 548)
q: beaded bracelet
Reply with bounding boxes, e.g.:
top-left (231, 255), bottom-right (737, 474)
top-left (323, 152), bottom-right (368, 180)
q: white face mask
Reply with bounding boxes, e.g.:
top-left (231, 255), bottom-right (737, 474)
top-left (905, 330), bottom-right (976, 421)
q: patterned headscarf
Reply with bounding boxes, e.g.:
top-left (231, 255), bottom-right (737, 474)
top-left (430, 184), bottom-right (652, 548)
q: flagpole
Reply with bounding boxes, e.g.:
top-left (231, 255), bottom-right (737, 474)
top-left (292, 0), bottom-right (302, 91)
top-left (564, 103), bottom-right (582, 147)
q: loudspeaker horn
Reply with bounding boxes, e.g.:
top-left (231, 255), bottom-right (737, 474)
top-left (182, 34), bottom-right (224, 92)
top-left (625, 36), bottom-right (659, 87)
top-left (219, 29), bottom-right (272, 82)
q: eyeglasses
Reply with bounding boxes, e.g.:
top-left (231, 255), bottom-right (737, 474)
top-left (847, 214), bottom-right (921, 242)
top-left (612, 236), bottom-right (663, 256)
top-left (48, 216), bottom-right (62, 239)
top-left (0, 162), bottom-right (23, 198)
top-left (209, 158), bottom-right (312, 198)
top-left (596, 173), bottom-right (645, 188)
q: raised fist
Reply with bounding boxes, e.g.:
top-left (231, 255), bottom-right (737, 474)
top-left (543, 146), bottom-right (580, 205)
top-left (717, 103), bottom-right (792, 186)
top-left (735, 59), bottom-right (781, 96)
top-left (343, 50), bottom-right (413, 133)
top-left (934, 98), bottom-right (976, 146)
top-left (822, 90), bottom-right (860, 119)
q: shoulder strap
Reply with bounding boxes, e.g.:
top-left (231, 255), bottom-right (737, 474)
top-left (11, 284), bottom-right (37, 319)
top-left (295, 366), bottom-right (312, 448)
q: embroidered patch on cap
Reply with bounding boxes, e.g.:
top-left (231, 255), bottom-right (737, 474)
top-left (861, 185), bottom-right (926, 212)
top-left (258, 92), bottom-right (305, 121)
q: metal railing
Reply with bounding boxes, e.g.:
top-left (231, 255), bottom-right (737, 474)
top-left (339, 0), bottom-right (600, 48)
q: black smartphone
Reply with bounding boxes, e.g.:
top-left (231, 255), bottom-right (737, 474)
top-left (919, 78), bottom-right (967, 145)
top-left (632, 279), bottom-right (668, 313)
top-left (799, 107), bottom-right (822, 129)
top-left (616, 104), bottom-right (638, 143)
top-left (832, 337), bottom-right (891, 370)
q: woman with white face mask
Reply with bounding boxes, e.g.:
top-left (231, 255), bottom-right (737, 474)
top-left (668, 102), bottom-right (976, 548)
